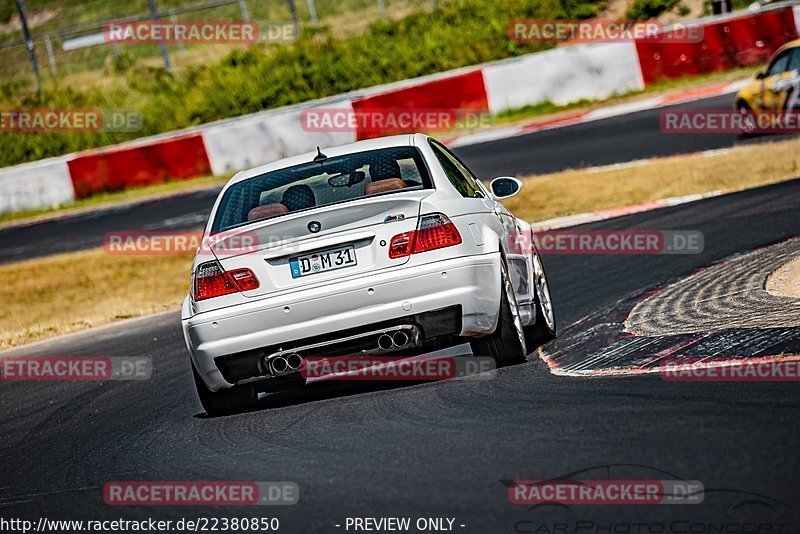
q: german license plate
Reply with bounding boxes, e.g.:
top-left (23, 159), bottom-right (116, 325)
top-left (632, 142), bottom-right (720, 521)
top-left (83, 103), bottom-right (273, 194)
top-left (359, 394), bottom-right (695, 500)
top-left (289, 245), bottom-right (357, 278)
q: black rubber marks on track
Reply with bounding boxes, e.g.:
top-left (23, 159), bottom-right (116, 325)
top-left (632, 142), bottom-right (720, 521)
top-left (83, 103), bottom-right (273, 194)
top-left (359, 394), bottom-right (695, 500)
top-left (539, 238), bottom-right (800, 376)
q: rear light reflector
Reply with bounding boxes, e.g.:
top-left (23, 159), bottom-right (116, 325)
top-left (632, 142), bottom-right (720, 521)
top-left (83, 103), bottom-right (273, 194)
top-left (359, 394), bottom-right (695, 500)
top-left (193, 261), bottom-right (260, 301)
top-left (388, 213), bottom-right (462, 258)
top-left (230, 269), bottom-right (260, 291)
top-left (389, 232), bottom-right (415, 259)
top-left (412, 213), bottom-right (462, 253)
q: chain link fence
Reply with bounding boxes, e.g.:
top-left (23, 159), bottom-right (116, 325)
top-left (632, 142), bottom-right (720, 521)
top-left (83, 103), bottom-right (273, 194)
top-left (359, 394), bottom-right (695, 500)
top-left (0, 0), bottom-right (437, 86)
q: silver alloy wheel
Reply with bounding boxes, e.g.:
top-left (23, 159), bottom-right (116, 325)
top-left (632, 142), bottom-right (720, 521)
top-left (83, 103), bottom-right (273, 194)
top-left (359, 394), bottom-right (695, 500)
top-left (533, 254), bottom-right (555, 332)
top-left (502, 261), bottom-right (527, 354)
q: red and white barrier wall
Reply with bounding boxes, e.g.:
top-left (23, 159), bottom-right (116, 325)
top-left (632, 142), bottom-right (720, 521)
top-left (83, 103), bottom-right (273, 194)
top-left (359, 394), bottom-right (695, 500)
top-left (483, 42), bottom-right (645, 113)
top-left (1, 4), bottom-right (797, 215)
top-left (0, 157), bottom-right (74, 214)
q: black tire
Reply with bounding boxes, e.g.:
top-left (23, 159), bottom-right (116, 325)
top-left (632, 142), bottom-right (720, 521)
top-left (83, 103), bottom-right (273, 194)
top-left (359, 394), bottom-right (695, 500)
top-left (191, 362), bottom-right (256, 416)
top-left (524, 253), bottom-right (556, 349)
top-left (470, 262), bottom-right (527, 366)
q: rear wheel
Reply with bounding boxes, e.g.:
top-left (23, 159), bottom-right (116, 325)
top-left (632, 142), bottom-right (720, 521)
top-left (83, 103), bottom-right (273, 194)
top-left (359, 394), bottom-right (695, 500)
top-left (191, 363), bottom-right (256, 416)
top-left (470, 260), bottom-right (527, 366)
top-left (524, 253), bottom-right (556, 348)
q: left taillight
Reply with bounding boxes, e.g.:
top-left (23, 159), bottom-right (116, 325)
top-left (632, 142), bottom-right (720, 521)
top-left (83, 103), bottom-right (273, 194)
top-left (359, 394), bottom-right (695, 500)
top-left (192, 261), bottom-right (259, 301)
top-left (389, 213), bottom-right (462, 259)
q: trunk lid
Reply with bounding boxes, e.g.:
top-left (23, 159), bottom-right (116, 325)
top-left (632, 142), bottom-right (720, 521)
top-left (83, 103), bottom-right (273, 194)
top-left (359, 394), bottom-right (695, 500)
top-left (210, 190), bottom-right (431, 298)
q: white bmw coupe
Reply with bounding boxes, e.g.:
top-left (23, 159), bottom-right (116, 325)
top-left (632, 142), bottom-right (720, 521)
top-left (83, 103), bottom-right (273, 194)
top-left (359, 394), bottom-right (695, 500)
top-left (182, 133), bottom-right (555, 414)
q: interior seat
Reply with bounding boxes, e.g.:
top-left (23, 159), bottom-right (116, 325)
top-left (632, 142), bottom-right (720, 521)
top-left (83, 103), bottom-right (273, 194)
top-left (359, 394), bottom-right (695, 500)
top-left (247, 203), bottom-right (288, 222)
top-left (281, 184), bottom-right (316, 211)
top-left (365, 159), bottom-right (406, 196)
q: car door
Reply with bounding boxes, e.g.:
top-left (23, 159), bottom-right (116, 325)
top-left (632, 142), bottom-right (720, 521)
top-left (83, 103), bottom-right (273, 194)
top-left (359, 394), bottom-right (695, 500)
top-left (759, 49), bottom-right (797, 111)
top-left (428, 140), bottom-right (533, 306)
top-left (780, 48), bottom-right (800, 110)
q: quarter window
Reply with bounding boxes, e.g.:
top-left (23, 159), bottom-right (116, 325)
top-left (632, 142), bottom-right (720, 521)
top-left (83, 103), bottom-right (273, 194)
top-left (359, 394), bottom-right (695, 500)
top-left (429, 141), bottom-right (484, 199)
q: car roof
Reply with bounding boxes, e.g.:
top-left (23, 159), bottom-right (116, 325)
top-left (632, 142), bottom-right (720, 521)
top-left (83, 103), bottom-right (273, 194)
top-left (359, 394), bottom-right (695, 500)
top-left (775, 38), bottom-right (800, 56)
top-left (227, 133), bottom-right (430, 186)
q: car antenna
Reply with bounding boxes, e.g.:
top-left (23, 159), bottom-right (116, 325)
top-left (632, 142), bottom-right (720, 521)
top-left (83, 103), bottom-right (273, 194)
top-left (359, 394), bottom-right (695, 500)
top-left (313, 146), bottom-right (328, 162)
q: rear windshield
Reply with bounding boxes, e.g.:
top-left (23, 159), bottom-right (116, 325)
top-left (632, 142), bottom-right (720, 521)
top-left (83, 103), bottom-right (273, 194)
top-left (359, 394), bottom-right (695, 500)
top-left (212, 146), bottom-right (432, 233)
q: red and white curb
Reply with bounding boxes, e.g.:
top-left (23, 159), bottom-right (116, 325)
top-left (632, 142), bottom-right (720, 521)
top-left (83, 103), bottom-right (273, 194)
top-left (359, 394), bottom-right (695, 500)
top-left (447, 80), bottom-right (749, 148)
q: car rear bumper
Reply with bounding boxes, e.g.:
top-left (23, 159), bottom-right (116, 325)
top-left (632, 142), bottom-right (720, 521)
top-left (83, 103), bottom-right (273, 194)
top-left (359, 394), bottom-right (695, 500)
top-left (183, 252), bottom-right (502, 391)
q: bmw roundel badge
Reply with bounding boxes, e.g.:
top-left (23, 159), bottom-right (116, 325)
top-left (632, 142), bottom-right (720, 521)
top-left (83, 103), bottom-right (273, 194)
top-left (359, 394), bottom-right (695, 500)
top-left (308, 221), bottom-right (322, 233)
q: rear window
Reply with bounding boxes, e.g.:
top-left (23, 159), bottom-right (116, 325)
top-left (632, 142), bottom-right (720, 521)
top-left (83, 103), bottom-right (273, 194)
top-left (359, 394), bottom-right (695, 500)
top-left (212, 146), bottom-right (432, 233)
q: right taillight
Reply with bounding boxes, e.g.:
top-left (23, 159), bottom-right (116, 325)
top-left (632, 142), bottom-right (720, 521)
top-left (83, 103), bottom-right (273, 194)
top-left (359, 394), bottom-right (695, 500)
top-left (389, 213), bottom-right (462, 258)
top-left (193, 261), bottom-right (259, 301)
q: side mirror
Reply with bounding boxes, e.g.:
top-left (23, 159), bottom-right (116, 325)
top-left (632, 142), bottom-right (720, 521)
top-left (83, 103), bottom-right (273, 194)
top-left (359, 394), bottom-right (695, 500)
top-left (755, 71), bottom-right (766, 80)
top-left (489, 176), bottom-right (523, 199)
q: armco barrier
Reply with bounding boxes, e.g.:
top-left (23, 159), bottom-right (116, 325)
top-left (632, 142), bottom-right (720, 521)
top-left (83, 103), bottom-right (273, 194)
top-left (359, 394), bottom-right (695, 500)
top-left (351, 70), bottom-right (488, 140)
top-left (67, 133), bottom-right (211, 198)
top-left (483, 42), bottom-right (645, 114)
top-left (635, 6), bottom-right (799, 84)
top-left (0, 157), bottom-right (75, 214)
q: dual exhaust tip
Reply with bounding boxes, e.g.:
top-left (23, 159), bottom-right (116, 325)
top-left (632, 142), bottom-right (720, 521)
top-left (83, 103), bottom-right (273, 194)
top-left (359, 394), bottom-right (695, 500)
top-left (269, 353), bottom-right (303, 374)
top-left (267, 329), bottom-right (413, 375)
top-left (378, 330), bottom-right (410, 351)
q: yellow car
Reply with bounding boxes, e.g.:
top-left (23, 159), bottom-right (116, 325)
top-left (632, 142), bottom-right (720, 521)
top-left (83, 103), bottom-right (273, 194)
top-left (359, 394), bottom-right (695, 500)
top-left (735, 39), bottom-right (800, 117)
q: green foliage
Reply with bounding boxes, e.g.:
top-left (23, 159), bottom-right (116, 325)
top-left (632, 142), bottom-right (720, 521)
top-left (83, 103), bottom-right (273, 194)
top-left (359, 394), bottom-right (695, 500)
top-left (625, 0), bottom-right (681, 19)
top-left (0, 3), bottom-right (16, 24)
top-left (0, 0), bottom-right (604, 169)
top-left (104, 51), bottom-right (136, 75)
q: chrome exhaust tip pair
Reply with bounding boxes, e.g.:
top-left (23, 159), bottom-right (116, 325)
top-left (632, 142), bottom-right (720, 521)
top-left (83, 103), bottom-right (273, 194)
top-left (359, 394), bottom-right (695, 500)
top-left (378, 330), bottom-right (410, 351)
top-left (268, 353), bottom-right (302, 374)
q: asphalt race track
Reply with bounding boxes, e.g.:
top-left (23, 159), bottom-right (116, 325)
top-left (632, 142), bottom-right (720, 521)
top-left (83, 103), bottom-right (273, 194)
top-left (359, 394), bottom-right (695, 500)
top-left (0, 92), bottom-right (773, 264)
top-left (2, 163), bottom-right (799, 532)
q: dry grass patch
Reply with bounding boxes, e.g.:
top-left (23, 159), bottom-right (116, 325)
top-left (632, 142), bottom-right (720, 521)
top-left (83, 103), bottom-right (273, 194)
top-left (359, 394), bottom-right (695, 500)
top-left (502, 137), bottom-right (800, 222)
top-left (0, 249), bottom-right (193, 349)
